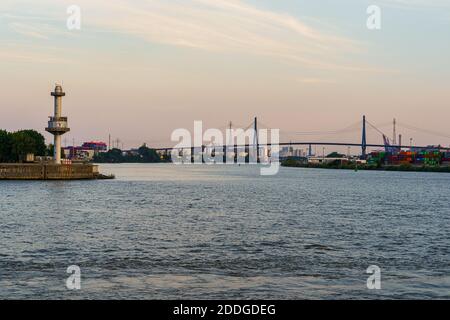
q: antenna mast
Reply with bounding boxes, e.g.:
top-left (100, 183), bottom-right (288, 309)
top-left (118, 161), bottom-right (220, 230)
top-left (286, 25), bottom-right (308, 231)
top-left (393, 118), bottom-right (397, 146)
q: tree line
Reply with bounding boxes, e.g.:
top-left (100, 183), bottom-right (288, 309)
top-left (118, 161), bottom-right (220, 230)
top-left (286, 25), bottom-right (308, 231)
top-left (0, 129), bottom-right (49, 162)
top-left (0, 129), bottom-right (165, 164)
top-left (93, 145), bottom-right (166, 163)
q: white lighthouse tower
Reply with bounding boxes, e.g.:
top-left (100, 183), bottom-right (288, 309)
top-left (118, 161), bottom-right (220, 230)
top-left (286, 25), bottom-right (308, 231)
top-left (45, 84), bottom-right (70, 164)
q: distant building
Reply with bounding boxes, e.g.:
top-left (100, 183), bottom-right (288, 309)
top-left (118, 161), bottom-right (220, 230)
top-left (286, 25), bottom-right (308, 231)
top-left (308, 157), bottom-right (349, 165)
top-left (25, 153), bottom-right (35, 163)
top-left (280, 147), bottom-right (305, 158)
top-left (293, 149), bottom-right (305, 157)
top-left (122, 149), bottom-right (140, 157)
top-left (82, 141), bottom-right (107, 152)
top-left (63, 141), bottom-right (107, 161)
top-left (63, 147), bottom-right (95, 160)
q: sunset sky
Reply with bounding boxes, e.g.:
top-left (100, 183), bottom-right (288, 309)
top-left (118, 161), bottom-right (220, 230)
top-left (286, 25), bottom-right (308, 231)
top-left (1, 0), bottom-right (449, 149)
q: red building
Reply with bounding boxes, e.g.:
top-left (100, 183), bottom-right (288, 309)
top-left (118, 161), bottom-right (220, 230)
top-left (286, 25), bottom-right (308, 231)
top-left (81, 141), bottom-right (108, 152)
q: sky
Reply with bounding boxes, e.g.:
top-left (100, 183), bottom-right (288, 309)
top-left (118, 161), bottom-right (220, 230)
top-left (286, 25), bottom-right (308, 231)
top-left (0, 0), bottom-right (449, 150)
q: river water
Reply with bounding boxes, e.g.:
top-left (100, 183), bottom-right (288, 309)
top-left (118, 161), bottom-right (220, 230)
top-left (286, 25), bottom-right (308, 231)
top-left (0, 164), bottom-right (449, 299)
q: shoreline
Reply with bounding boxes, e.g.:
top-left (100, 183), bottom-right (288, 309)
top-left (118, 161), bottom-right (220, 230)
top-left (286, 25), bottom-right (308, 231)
top-left (281, 161), bottom-right (450, 173)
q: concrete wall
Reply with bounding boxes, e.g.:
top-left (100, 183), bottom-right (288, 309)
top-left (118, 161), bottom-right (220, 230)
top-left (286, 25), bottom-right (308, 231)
top-left (0, 164), bottom-right (99, 180)
top-left (0, 164), bottom-right (44, 180)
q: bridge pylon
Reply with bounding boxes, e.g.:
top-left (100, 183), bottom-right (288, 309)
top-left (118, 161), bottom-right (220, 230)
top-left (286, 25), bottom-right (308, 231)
top-left (254, 117), bottom-right (260, 163)
top-left (361, 115), bottom-right (367, 159)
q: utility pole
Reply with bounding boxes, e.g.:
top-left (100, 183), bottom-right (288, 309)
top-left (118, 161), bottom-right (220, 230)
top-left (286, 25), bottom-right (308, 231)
top-left (228, 121), bottom-right (233, 147)
top-left (228, 121), bottom-right (234, 162)
top-left (393, 118), bottom-right (397, 146)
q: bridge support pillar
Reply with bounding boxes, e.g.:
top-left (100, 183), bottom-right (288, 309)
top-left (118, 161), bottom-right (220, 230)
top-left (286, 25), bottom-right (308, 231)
top-left (245, 144), bottom-right (249, 163)
top-left (202, 145), bottom-right (205, 164)
top-left (223, 146), bottom-right (226, 164)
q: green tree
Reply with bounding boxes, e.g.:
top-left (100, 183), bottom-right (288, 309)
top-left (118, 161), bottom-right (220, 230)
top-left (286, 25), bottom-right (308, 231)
top-left (326, 152), bottom-right (345, 158)
top-left (93, 145), bottom-right (161, 163)
top-left (21, 130), bottom-right (47, 156)
top-left (47, 144), bottom-right (54, 157)
top-left (45, 144), bottom-right (65, 159)
top-left (0, 129), bottom-right (12, 162)
top-left (94, 148), bottom-right (123, 163)
top-left (10, 130), bottom-right (47, 161)
top-left (138, 144), bottom-right (160, 162)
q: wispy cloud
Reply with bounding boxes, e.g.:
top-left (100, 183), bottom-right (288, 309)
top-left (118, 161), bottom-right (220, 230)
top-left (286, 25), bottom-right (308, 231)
top-left (84, 0), bottom-right (370, 68)
top-left (69, 0), bottom-right (366, 71)
top-left (0, 0), bottom-right (386, 71)
top-left (0, 44), bottom-right (72, 64)
top-left (298, 77), bottom-right (337, 85)
top-left (378, 0), bottom-right (450, 8)
top-left (6, 17), bottom-right (76, 40)
top-left (9, 22), bottom-right (50, 39)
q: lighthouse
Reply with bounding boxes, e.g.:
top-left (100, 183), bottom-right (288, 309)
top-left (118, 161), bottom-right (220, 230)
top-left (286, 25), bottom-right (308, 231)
top-left (45, 84), bottom-right (70, 164)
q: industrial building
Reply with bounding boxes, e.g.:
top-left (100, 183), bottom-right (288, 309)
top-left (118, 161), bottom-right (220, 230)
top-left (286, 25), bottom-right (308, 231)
top-left (63, 141), bottom-right (107, 161)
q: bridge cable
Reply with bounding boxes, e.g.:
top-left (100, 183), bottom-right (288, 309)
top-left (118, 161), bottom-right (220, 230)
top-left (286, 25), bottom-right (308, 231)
top-left (397, 122), bottom-right (450, 140)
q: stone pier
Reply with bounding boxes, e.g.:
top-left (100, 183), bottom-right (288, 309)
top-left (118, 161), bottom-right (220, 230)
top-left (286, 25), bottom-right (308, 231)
top-left (0, 163), bottom-right (99, 180)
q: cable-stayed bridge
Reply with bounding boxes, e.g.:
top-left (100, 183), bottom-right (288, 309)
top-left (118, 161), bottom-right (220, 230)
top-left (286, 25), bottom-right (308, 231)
top-left (151, 116), bottom-right (450, 162)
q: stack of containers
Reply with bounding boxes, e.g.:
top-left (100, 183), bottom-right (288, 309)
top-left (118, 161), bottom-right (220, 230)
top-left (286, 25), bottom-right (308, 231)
top-left (415, 151), bottom-right (425, 165)
top-left (368, 151), bottom-right (386, 165)
top-left (388, 154), bottom-right (400, 165)
top-left (398, 151), bottom-right (415, 165)
top-left (423, 151), bottom-right (441, 166)
top-left (442, 152), bottom-right (450, 166)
